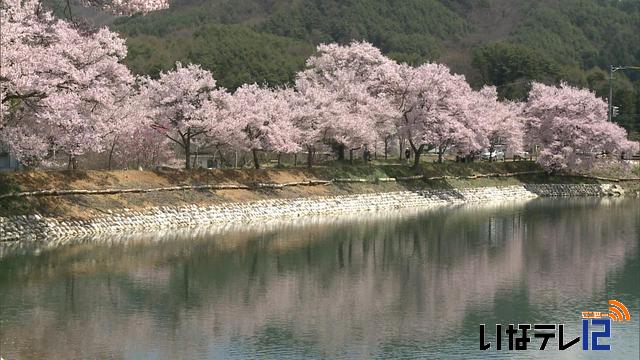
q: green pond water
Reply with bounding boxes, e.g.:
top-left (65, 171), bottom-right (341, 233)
top-left (0, 198), bottom-right (639, 359)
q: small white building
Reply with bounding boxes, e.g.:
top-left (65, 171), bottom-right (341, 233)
top-left (189, 153), bottom-right (220, 169)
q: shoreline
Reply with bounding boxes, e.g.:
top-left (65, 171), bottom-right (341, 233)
top-left (0, 184), bottom-right (626, 244)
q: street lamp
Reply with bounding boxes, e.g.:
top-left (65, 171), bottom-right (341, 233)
top-left (609, 65), bottom-right (640, 122)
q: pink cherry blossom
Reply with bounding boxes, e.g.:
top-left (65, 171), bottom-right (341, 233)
top-left (227, 84), bottom-right (301, 169)
top-left (2, 19), bottom-right (636, 174)
top-left (1, 0), bottom-right (134, 167)
top-left (295, 42), bottom-right (399, 162)
top-left (524, 82), bottom-right (638, 172)
top-left (469, 86), bottom-right (524, 159)
top-left (389, 63), bottom-right (482, 166)
top-left (98, 86), bottom-right (172, 169)
top-left (142, 62), bottom-right (229, 169)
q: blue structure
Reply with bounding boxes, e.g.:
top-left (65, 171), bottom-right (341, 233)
top-left (0, 143), bottom-right (20, 171)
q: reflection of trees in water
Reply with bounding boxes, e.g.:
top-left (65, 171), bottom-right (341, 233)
top-left (0, 199), bottom-right (637, 358)
top-left (521, 199), bottom-right (639, 302)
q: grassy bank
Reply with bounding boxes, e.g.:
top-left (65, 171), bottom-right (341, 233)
top-left (0, 161), bottom-right (631, 219)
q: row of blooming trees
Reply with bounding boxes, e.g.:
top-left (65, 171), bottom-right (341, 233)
top-left (1, 0), bottom-right (638, 172)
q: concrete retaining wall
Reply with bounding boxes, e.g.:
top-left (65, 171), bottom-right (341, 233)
top-left (0, 184), bottom-right (625, 243)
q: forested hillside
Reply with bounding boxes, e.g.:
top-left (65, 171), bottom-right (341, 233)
top-left (79, 0), bottom-right (640, 132)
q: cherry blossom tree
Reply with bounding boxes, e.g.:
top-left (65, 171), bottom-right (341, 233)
top-left (1, 0), bottom-right (134, 168)
top-left (142, 63), bottom-right (229, 169)
top-left (227, 84), bottom-right (301, 169)
top-left (493, 102), bottom-right (525, 159)
top-left (467, 86), bottom-right (524, 161)
top-left (111, 125), bottom-right (173, 169)
top-left (295, 42), bottom-right (399, 162)
top-left (4, 12), bottom-right (635, 177)
top-left (288, 78), bottom-right (333, 167)
top-left (445, 87), bottom-right (495, 161)
top-left (524, 82), bottom-right (638, 172)
top-left (98, 86), bottom-right (173, 170)
top-left (390, 63), bottom-right (480, 167)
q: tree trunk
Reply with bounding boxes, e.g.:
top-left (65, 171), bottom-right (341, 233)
top-left (349, 148), bottom-right (354, 164)
top-left (234, 150), bottom-right (238, 169)
top-left (337, 144), bottom-right (345, 161)
top-left (409, 139), bottom-right (425, 169)
top-left (107, 139), bottom-right (117, 170)
top-left (184, 133), bottom-right (192, 170)
top-left (413, 148), bottom-right (423, 168)
top-left (66, 155), bottom-right (79, 170)
top-left (193, 150), bottom-right (199, 169)
top-left (374, 139), bottom-right (378, 160)
top-left (184, 145), bottom-right (191, 170)
top-left (307, 146), bottom-right (314, 168)
top-left (252, 149), bottom-right (260, 169)
top-left (151, 149), bottom-right (157, 167)
top-left (384, 137), bottom-right (389, 160)
top-left (294, 153), bottom-right (298, 167)
top-left (399, 137), bottom-right (404, 159)
top-left (437, 146), bottom-right (445, 164)
top-left (277, 152), bottom-right (282, 167)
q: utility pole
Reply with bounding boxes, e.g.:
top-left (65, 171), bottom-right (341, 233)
top-left (609, 65), bottom-right (640, 122)
top-left (609, 65), bottom-right (614, 122)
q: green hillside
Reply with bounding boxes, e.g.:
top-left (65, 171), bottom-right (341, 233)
top-left (123, 24), bottom-right (313, 89)
top-left (107, 0), bottom-right (640, 132)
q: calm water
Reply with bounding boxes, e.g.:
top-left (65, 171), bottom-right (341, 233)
top-left (0, 198), bottom-right (639, 359)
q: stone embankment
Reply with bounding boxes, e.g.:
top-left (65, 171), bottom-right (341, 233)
top-left (0, 184), bottom-right (626, 243)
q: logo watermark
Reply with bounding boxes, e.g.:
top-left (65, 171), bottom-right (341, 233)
top-left (480, 299), bottom-right (631, 351)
